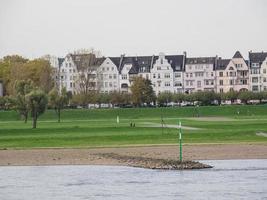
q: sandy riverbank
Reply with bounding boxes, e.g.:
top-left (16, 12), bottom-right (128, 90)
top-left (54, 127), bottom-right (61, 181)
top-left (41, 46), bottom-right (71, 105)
top-left (0, 144), bottom-right (266, 166)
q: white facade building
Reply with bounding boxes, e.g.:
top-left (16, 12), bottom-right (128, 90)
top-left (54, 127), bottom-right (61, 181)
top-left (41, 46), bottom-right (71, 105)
top-left (97, 57), bottom-right (120, 93)
top-left (53, 51), bottom-right (267, 96)
top-left (216, 51), bottom-right (249, 93)
top-left (249, 51), bottom-right (267, 92)
top-left (185, 57), bottom-right (216, 93)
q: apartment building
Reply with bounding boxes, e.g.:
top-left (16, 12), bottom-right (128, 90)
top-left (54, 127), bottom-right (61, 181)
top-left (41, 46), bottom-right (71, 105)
top-left (249, 51), bottom-right (267, 92)
top-left (58, 53), bottom-right (104, 94)
top-left (53, 51), bottom-right (267, 95)
top-left (184, 57), bottom-right (216, 93)
top-left (216, 51), bottom-right (249, 93)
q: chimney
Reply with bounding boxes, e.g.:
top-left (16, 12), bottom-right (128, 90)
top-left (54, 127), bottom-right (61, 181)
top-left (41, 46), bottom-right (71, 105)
top-left (119, 54), bottom-right (124, 71)
top-left (182, 51), bottom-right (187, 70)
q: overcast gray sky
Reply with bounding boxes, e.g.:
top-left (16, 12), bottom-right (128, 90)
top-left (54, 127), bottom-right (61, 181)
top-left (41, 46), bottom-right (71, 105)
top-left (0, 0), bottom-right (266, 59)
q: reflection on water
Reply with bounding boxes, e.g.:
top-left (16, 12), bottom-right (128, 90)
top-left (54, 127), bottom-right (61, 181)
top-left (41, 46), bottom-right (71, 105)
top-left (0, 159), bottom-right (266, 200)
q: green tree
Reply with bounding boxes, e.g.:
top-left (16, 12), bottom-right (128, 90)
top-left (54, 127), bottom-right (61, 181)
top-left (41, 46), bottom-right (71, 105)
top-left (14, 80), bottom-right (34, 123)
top-left (130, 77), bottom-right (155, 106)
top-left (49, 87), bottom-right (69, 122)
top-left (0, 96), bottom-right (16, 110)
top-left (0, 55), bottom-right (28, 95)
top-left (224, 90), bottom-right (239, 104)
top-left (254, 91), bottom-right (267, 103)
top-left (26, 88), bottom-right (48, 128)
top-left (172, 93), bottom-right (185, 105)
top-left (157, 92), bottom-right (173, 106)
top-left (238, 91), bottom-right (254, 104)
top-left (196, 91), bottom-right (216, 105)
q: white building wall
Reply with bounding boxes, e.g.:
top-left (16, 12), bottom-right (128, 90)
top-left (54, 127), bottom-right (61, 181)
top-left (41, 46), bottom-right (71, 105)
top-left (59, 55), bottom-right (79, 94)
top-left (250, 62), bottom-right (261, 92)
top-left (173, 71), bottom-right (184, 93)
top-left (184, 63), bottom-right (215, 93)
top-left (150, 53), bottom-right (174, 95)
top-left (97, 58), bottom-right (119, 93)
top-left (119, 63), bottom-right (131, 93)
top-left (261, 57), bottom-right (267, 91)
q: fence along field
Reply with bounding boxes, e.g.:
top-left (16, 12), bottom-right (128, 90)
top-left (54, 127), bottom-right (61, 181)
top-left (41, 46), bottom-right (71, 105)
top-left (0, 105), bottom-right (267, 148)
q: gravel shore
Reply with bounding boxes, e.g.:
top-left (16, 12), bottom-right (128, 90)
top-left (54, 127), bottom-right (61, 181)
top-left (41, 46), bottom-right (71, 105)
top-left (0, 144), bottom-right (266, 167)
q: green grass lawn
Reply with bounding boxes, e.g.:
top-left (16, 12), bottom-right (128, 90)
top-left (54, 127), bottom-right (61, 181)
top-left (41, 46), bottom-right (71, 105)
top-left (0, 105), bottom-right (267, 149)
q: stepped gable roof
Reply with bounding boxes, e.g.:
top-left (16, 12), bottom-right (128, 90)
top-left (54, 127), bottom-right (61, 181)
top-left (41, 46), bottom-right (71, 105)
top-left (249, 52), bottom-right (267, 64)
top-left (70, 53), bottom-right (105, 71)
top-left (186, 57), bottom-right (216, 65)
top-left (233, 51), bottom-right (243, 59)
top-left (165, 55), bottom-right (184, 71)
top-left (216, 58), bottom-right (230, 70)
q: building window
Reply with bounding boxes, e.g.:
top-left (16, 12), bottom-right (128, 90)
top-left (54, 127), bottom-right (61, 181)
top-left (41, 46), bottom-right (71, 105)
top-left (174, 82), bottom-right (182, 87)
top-left (205, 80), bottom-right (209, 85)
top-left (190, 81), bottom-right (193, 86)
top-left (230, 80), bottom-right (234, 85)
top-left (157, 67), bottom-right (161, 70)
top-left (252, 86), bottom-right (258, 91)
top-left (113, 74), bottom-right (117, 79)
top-left (252, 77), bottom-right (258, 83)
top-left (219, 72), bottom-right (223, 77)
top-left (165, 82), bottom-right (170, 87)
top-left (263, 69), bottom-right (267, 74)
top-left (158, 74), bottom-right (161, 79)
top-left (220, 88), bottom-right (223, 93)
top-left (197, 81), bottom-right (201, 88)
top-left (164, 73), bottom-right (170, 78)
top-left (122, 74), bottom-right (127, 80)
top-left (70, 82), bottom-right (72, 88)
top-left (175, 73), bottom-right (181, 78)
top-left (240, 79), bottom-right (247, 85)
top-left (219, 80), bottom-right (223, 85)
top-left (153, 74), bottom-right (156, 78)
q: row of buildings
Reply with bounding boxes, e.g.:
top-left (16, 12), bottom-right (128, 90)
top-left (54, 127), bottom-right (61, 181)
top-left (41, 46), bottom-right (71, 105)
top-left (48, 51), bottom-right (267, 95)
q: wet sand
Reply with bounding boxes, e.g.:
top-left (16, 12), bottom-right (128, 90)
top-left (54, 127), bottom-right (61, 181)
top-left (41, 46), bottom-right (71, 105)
top-left (0, 144), bottom-right (266, 166)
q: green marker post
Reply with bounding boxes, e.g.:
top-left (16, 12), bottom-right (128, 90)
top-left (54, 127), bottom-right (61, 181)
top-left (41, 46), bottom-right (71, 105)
top-left (178, 120), bottom-right (182, 162)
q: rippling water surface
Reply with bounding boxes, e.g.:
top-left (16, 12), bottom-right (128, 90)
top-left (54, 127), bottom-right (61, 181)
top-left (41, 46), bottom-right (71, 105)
top-left (0, 159), bottom-right (267, 200)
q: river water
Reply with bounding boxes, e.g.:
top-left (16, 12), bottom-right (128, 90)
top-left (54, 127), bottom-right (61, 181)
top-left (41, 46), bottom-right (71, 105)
top-left (0, 159), bottom-right (266, 200)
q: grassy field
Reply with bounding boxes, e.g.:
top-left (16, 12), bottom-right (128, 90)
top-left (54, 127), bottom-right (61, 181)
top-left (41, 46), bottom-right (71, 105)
top-left (0, 105), bottom-right (267, 149)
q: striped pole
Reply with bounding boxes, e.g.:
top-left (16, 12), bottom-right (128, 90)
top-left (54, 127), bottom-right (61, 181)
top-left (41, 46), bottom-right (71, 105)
top-left (178, 120), bottom-right (182, 162)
